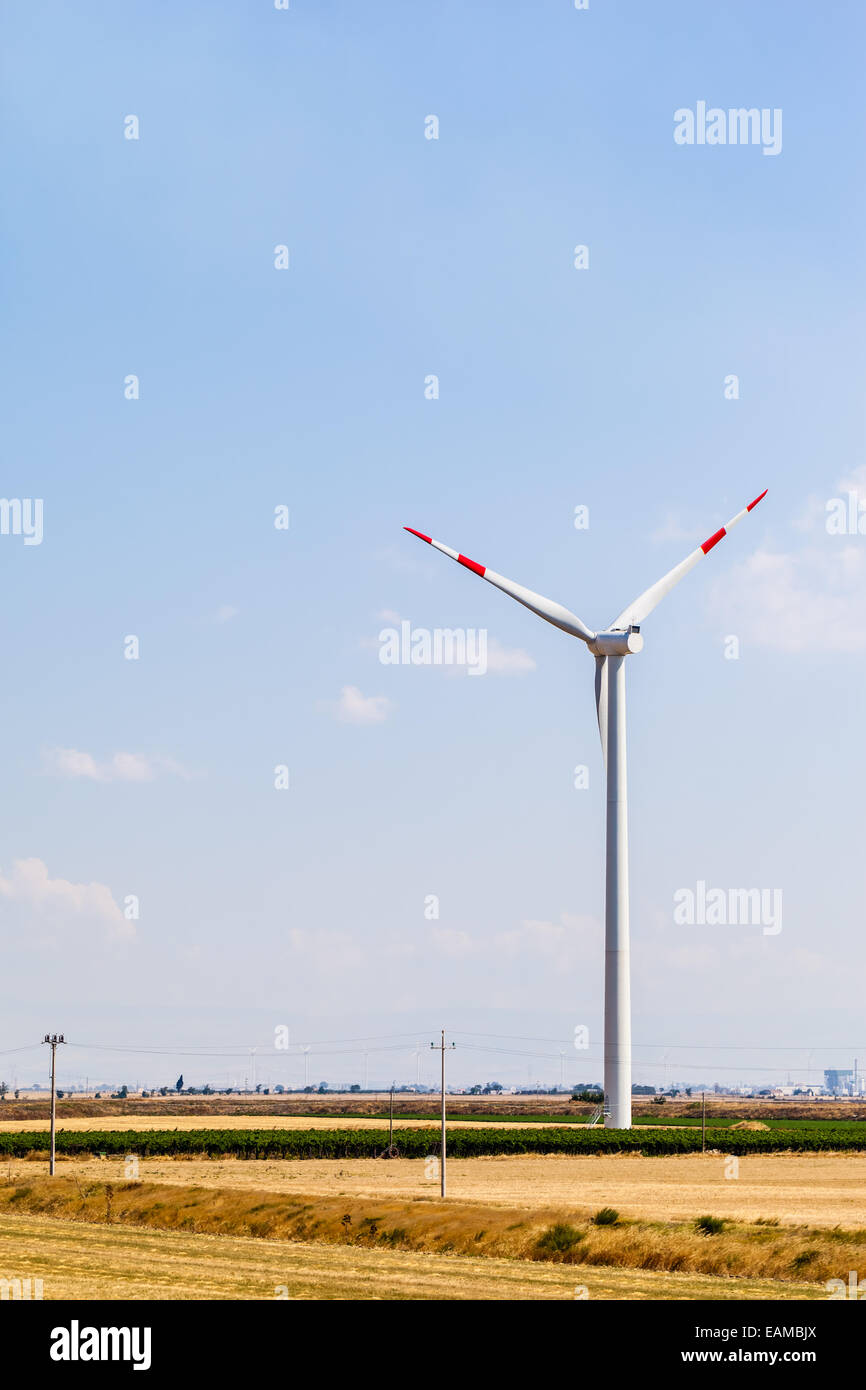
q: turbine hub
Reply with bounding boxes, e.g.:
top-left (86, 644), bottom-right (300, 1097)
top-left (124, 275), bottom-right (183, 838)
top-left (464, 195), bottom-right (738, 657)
top-left (589, 628), bottom-right (643, 656)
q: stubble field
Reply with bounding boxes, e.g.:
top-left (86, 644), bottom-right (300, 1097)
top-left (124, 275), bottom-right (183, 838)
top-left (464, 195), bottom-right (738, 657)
top-left (13, 1151), bottom-right (863, 1228)
top-left (0, 1211), bottom-right (826, 1301)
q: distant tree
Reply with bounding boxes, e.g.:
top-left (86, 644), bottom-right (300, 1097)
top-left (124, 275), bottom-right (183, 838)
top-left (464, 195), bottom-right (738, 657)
top-left (350, 1084), bottom-right (361, 1092)
top-left (0, 1082), bottom-right (7, 1102)
top-left (175, 1075), bottom-right (183, 1093)
top-left (57, 1090), bottom-right (65, 1099)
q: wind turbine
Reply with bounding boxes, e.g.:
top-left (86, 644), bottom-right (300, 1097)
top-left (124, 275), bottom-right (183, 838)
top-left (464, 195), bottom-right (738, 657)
top-left (405, 489), bottom-right (767, 1129)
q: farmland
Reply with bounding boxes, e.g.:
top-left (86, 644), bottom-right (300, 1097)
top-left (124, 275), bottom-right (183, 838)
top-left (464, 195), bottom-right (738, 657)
top-left (5, 1110), bottom-right (866, 1135)
top-left (0, 1210), bottom-right (825, 1301)
top-left (3, 1124), bottom-right (865, 1161)
top-left (9, 1151), bottom-right (863, 1228)
top-left (3, 1093), bottom-right (865, 1124)
top-left (3, 1098), bottom-right (861, 1300)
top-left (2, 1166), bottom-right (863, 1288)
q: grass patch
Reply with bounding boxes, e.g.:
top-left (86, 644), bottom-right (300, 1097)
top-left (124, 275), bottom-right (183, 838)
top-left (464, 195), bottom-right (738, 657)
top-left (535, 1222), bottom-right (585, 1256)
top-left (0, 1175), bottom-right (861, 1286)
top-left (695, 1215), bottom-right (726, 1236)
top-left (592, 1207), bottom-right (620, 1227)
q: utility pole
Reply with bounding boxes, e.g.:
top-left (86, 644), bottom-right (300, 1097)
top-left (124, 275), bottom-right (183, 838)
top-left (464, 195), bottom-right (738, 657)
top-left (42, 1034), bottom-right (66, 1176)
top-left (389, 1085), bottom-right (394, 1149)
top-left (701, 1090), bottom-right (706, 1154)
top-left (430, 1030), bottom-right (455, 1198)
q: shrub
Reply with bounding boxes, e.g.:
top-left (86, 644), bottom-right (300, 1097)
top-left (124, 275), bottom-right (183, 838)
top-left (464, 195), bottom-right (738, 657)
top-left (536, 1222), bottom-right (584, 1254)
top-left (592, 1207), bottom-right (620, 1226)
top-left (695, 1214), bottom-right (726, 1236)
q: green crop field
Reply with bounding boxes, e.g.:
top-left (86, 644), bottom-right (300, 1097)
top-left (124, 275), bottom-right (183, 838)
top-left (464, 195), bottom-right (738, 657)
top-left (4, 1124), bottom-right (866, 1159)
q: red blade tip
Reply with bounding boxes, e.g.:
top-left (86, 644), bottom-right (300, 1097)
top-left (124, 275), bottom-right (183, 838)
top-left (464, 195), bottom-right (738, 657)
top-left (701, 526), bottom-right (726, 555)
top-left (747, 488), bottom-right (768, 511)
top-left (404, 527), bottom-right (432, 543)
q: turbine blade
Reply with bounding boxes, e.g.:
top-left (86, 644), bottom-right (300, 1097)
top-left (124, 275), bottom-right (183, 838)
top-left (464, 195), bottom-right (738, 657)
top-left (608, 489), bottom-right (767, 630)
top-left (594, 655), bottom-right (608, 769)
top-left (404, 528), bottom-right (596, 643)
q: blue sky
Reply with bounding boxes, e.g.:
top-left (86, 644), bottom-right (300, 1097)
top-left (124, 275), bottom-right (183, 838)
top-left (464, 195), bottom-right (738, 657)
top-left (1, 1), bottom-right (864, 1093)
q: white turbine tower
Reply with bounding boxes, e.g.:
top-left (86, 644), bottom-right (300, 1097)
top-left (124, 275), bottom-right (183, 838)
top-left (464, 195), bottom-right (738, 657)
top-left (405, 489), bottom-right (767, 1129)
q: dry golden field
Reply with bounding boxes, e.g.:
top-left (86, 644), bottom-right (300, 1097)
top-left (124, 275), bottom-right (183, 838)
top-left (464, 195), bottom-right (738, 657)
top-left (3, 1093), bottom-right (864, 1123)
top-left (0, 1114), bottom-right (585, 1133)
top-left (16, 1151), bottom-right (864, 1229)
top-left (0, 1210), bottom-right (826, 1301)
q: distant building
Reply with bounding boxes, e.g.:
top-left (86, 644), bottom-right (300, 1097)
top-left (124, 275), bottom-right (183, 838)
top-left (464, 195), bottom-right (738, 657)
top-left (824, 1069), bottom-right (854, 1095)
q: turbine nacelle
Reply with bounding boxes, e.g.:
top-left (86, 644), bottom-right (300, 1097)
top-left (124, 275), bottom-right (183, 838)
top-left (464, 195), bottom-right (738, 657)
top-left (588, 628), bottom-right (643, 657)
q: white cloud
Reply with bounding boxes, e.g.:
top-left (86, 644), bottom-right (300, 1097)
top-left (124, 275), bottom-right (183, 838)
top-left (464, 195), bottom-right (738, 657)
top-left (837, 462), bottom-right (866, 495)
top-left (651, 512), bottom-right (698, 545)
top-left (0, 857), bottom-right (132, 942)
top-left (427, 928), bottom-right (477, 960)
top-left (793, 466), bottom-right (866, 534)
top-left (484, 638), bottom-right (536, 675)
top-left (334, 685), bottom-right (394, 724)
top-left (213, 604), bottom-right (239, 624)
top-left (709, 544), bottom-right (866, 653)
top-left (494, 912), bottom-right (601, 968)
top-left (42, 749), bottom-right (192, 782)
